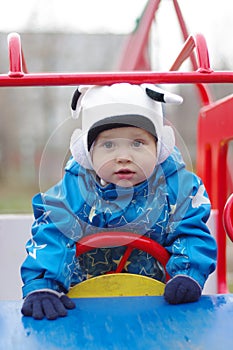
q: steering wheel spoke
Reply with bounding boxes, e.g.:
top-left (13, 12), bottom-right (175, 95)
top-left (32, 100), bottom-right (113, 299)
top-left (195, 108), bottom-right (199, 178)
top-left (76, 231), bottom-right (170, 281)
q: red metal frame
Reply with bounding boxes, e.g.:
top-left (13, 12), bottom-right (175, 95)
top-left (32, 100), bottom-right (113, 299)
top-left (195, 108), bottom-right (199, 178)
top-left (7, 32), bottom-right (28, 76)
top-left (1, 0), bottom-right (233, 293)
top-left (117, 0), bottom-right (161, 71)
top-left (2, 31), bottom-right (233, 88)
top-left (169, 34), bottom-right (212, 73)
top-left (118, 0), bottom-right (215, 106)
top-left (223, 194), bottom-right (233, 242)
top-left (169, 33), bottom-right (213, 105)
top-left (76, 232), bottom-right (170, 281)
top-left (197, 95), bottom-right (233, 293)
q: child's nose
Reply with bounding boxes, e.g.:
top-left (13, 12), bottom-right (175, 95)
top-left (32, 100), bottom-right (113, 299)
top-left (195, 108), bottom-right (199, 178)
top-left (115, 152), bottom-right (133, 163)
top-left (115, 143), bottom-right (134, 163)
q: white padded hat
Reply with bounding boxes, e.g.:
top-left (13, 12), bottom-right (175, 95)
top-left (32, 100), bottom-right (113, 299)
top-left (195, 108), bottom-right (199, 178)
top-left (70, 83), bottom-right (183, 169)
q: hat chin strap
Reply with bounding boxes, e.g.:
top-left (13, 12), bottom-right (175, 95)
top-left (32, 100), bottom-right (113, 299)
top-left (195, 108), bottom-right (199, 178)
top-left (70, 126), bottom-right (175, 169)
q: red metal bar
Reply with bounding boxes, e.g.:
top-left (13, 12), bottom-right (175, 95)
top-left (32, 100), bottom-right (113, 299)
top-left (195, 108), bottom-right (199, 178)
top-left (217, 142), bottom-right (228, 293)
top-left (170, 34), bottom-right (212, 73)
top-left (7, 33), bottom-right (27, 77)
top-left (171, 0), bottom-right (213, 105)
top-left (172, 0), bottom-right (196, 67)
top-left (173, 0), bottom-right (212, 106)
top-left (223, 194), bottom-right (233, 242)
top-left (21, 50), bottom-right (28, 74)
top-left (0, 71), bottom-right (232, 87)
top-left (169, 33), bottom-right (213, 105)
top-left (118, 0), bottom-right (162, 71)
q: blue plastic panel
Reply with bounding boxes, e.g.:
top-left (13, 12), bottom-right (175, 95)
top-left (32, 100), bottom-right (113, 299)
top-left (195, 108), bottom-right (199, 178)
top-left (1, 295), bottom-right (233, 349)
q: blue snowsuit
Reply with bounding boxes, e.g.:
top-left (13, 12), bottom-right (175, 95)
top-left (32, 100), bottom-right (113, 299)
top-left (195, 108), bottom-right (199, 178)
top-left (21, 147), bottom-right (217, 297)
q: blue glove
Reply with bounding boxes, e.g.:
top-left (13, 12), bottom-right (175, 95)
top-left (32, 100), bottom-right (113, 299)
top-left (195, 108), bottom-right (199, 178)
top-left (164, 275), bottom-right (202, 304)
top-left (21, 291), bottom-right (76, 320)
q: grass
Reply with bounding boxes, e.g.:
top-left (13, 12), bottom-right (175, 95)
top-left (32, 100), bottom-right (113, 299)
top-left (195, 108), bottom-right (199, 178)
top-left (0, 180), bottom-right (37, 214)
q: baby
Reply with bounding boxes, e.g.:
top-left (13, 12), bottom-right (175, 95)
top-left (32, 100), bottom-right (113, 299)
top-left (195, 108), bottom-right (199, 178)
top-left (21, 83), bottom-right (217, 320)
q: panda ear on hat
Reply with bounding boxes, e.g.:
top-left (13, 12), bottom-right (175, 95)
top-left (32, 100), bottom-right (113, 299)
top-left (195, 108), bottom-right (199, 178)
top-left (71, 88), bottom-right (82, 116)
top-left (141, 84), bottom-right (182, 164)
top-left (142, 84), bottom-right (183, 105)
top-left (71, 85), bottom-right (92, 119)
top-left (70, 86), bottom-right (92, 168)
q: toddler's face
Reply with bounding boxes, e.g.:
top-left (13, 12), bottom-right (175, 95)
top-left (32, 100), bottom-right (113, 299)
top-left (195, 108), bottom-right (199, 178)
top-left (91, 126), bottom-right (157, 187)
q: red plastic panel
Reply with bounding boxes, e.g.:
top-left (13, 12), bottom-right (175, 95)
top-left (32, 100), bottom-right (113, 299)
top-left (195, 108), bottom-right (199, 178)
top-left (197, 95), bottom-right (233, 293)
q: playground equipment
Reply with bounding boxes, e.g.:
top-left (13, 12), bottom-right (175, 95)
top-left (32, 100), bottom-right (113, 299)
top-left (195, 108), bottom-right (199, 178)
top-left (0, 1), bottom-right (233, 349)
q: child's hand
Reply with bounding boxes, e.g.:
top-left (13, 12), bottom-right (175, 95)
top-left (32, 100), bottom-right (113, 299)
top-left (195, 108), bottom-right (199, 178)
top-left (21, 291), bottom-right (76, 320)
top-left (164, 275), bottom-right (202, 304)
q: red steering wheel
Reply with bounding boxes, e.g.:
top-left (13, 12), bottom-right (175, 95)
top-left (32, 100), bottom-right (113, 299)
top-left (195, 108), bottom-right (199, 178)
top-left (223, 193), bottom-right (233, 242)
top-left (76, 231), bottom-right (170, 281)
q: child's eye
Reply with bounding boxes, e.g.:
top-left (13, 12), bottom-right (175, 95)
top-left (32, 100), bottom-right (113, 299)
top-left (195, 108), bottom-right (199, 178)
top-left (132, 140), bottom-right (143, 148)
top-left (103, 141), bottom-right (114, 149)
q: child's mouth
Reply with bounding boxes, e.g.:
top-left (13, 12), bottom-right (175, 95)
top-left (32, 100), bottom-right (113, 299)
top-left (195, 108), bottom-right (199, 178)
top-left (115, 169), bottom-right (135, 180)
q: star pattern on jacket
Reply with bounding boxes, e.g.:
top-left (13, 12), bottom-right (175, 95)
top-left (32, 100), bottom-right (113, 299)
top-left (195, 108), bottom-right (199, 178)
top-left (112, 256), bottom-right (131, 271)
top-left (190, 184), bottom-right (210, 208)
top-left (26, 239), bottom-right (47, 260)
top-left (155, 208), bottom-right (170, 235)
top-left (63, 254), bottom-right (77, 285)
top-left (69, 218), bottom-right (84, 241)
top-left (34, 209), bottom-right (51, 225)
top-left (87, 248), bottom-right (111, 268)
